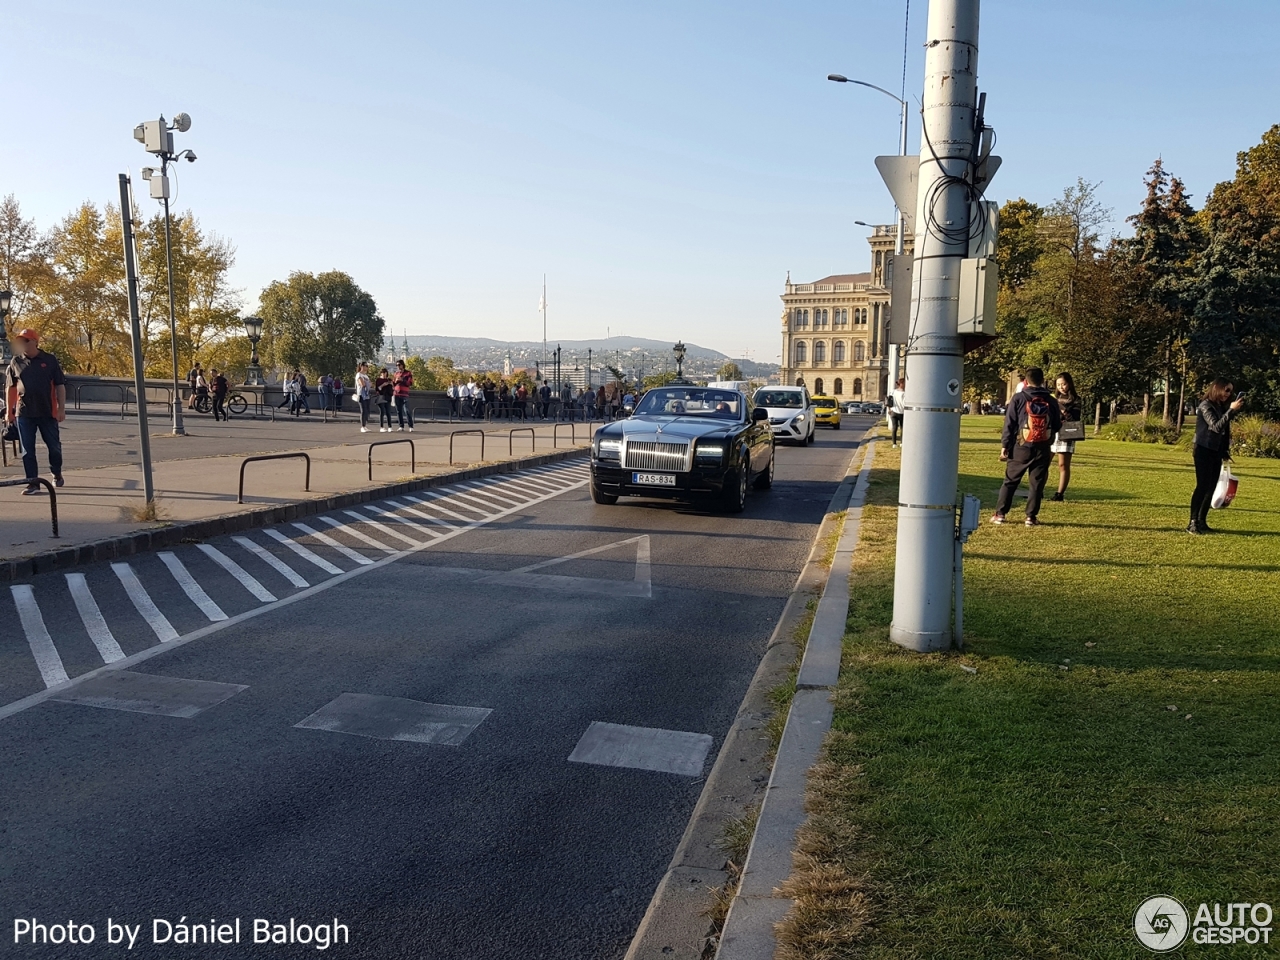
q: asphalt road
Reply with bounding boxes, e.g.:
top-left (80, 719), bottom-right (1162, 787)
top-left (0, 420), bottom-right (868, 959)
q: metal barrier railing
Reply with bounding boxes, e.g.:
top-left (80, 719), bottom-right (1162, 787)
top-left (124, 384), bottom-right (175, 418)
top-left (413, 399), bottom-right (457, 424)
top-left (238, 452), bottom-right (311, 504)
top-left (449, 429), bottom-right (485, 465)
top-left (508, 427), bottom-right (535, 457)
top-left (73, 382), bottom-right (128, 419)
top-left (553, 423), bottom-right (576, 447)
top-left (0, 476), bottom-right (58, 536)
top-left (368, 439), bottom-right (415, 481)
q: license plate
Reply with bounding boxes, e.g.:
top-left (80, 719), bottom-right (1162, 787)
top-left (632, 472), bottom-right (676, 486)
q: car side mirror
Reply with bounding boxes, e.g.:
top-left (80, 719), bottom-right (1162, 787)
top-left (751, 407), bottom-right (768, 422)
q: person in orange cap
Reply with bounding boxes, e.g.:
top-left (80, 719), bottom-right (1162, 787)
top-left (4, 328), bottom-right (67, 494)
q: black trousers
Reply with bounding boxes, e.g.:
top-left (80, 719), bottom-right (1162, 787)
top-left (212, 395), bottom-right (227, 421)
top-left (1190, 444), bottom-right (1225, 525)
top-left (996, 443), bottom-right (1053, 518)
top-left (890, 412), bottom-right (902, 444)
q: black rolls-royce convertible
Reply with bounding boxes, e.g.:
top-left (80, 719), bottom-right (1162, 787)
top-left (589, 385), bottom-right (775, 512)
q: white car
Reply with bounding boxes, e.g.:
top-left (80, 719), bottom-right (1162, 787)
top-left (752, 386), bottom-right (815, 445)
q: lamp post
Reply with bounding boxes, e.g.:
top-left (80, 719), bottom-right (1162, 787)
top-left (134, 112), bottom-right (196, 436)
top-left (829, 73), bottom-right (909, 390)
top-left (0, 289), bottom-right (12, 365)
top-left (243, 316), bottom-right (264, 385)
top-left (673, 341), bottom-right (686, 381)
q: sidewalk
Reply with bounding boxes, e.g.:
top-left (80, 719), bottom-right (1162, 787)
top-left (0, 409), bottom-right (595, 573)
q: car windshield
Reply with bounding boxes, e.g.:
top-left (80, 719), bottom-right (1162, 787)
top-left (814, 398), bottom-right (836, 408)
top-left (634, 387), bottom-right (743, 420)
top-left (754, 390), bottom-right (804, 409)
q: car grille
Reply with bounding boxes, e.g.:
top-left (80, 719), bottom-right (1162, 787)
top-left (769, 417), bottom-right (788, 425)
top-left (623, 441), bottom-right (690, 472)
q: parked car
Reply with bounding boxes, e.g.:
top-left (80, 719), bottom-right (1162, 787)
top-left (812, 395), bottom-right (841, 429)
top-left (589, 385), bottom-right (774, 512)
top-left (843, 401), bottom-right (864, 415)
top-left (863, 401), bottom-right (884, 416)
top-left (752, 386), bottom-right (815, 445)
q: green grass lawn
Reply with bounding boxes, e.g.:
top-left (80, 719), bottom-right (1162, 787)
top-left (776, 418), bottom-right (1280, 959)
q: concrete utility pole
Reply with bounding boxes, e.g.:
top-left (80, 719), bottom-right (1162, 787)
top-left (118, 174), bottom-right (155, 506)
top-left (890, 0), bottom-right (981, 652)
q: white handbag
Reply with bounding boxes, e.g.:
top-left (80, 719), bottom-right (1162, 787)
top-left (1211, 464), bottom-right (1239, 510)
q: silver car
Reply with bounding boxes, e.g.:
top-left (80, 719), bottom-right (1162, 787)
top-left (752, 387), bottom-right (815, 445)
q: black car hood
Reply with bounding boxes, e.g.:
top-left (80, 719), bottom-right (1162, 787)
top-left (599, 416), bottom-right (742, 442)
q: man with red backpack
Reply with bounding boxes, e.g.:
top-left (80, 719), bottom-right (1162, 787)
top-left (992, 367), bottom-right (1061, 527)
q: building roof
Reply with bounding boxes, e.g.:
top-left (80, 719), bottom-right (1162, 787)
top-left (811, 273), bottom-right (871, 285)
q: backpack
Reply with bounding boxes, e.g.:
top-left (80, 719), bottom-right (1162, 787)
top-left (1021, 394), bottom-right (1052, 444)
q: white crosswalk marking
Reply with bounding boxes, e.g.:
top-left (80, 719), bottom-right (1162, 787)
top-left (403, 493), bottom-right (477, 523)
top-left (388, 499), bottom-right (458, 530)
top-left (434, 488), bottom-right (505, 512)
top-left (477, 476), bottom-right (550, 497)
top-left (348, 508), bottom-right (433, 545)
top-left (159, 553), bottom-right (228, 622)
top-left (315, 516), bottom-right (398, 554)
top-left (111, 563), bottom-right (180, 642)
top-left (197, 544), bottom-right (277, 603)
top-left (65, 573), bottom-right (126, 663)
top-left (292, 522), bottom-right (376, 565)
top-left (458, 481), bottom-right (526, 505)
top-left (234, 536), bottom-right (310, 588)
top-left (261, 529), bottom-right (343, 575)
top-left (11, 585), bottom-right (69, 687)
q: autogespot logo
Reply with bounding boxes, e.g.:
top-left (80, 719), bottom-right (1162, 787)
top-left (1134, 896), bottom-right (1190, 952)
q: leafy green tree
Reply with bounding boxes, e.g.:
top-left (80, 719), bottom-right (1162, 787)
top-left (0, 195), bottom-right (55, 335)
top-left (717, 361), bottom-right (745, 381)
top-left (258, 270), bottom-right (385, 379)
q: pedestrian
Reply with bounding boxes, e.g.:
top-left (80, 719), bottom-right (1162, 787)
top-left (1014, 372), bottom-right (1027, 394)
top-left (354, 362), bottom-right (373, 433)
top-left (1188, 378), bottom-right (1245, 535)
top-left (560, 381), bottom-right (573, 419)
top-left (277, 373), bottom-right (294, 410)
top-left (515, 382), bottom-right (528, 420)
top-left (888, 377), bottom-right (906, 448)
top-left (334, 375), bottom-right (345, 411)
top-left (295, 371), bottom-right (311, 415)
top-left (991, 367), bottom-right (1061, 527)
top-left (392, 359), bottom-right (414, 432)
top-left (375, 367), bottom-right (394, 431)
top-left (317, 374), bottom-right (331, 412)
top-left (4, 329), bottom-right (67, 494)
top-left (211, 368), bottom-right (229, 421)
top-left (194, 369), bottom-right (210, 410)
top-left (538, 380), bottom-right (551, 420)
top-left (186, 362), bottom-right (202, 409)
top-left (1049, 371), bottom-right (1082, 502)
top-left (447, 381), bottom-right (460, 417)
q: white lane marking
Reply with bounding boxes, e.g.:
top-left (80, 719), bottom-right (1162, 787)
top-left (292, 522), bottom-right (377, 565)
top-left (388, 499), bottom-right (459, 530)
top-left (10, 585), bottom-right (70, 687)
top-left (568, 721), bottom-right (713, 777)
top-left (262, 529), bottom-right (343, 576)
top-left (159, 552), bottom-right (229, 622)
top-left (0, 468), bottom-right (588, 723)
top-left (483, 476), bottom-right (559, 497)
top-left (65, 574), bottom-right (126, 663)
top-left (197, 544), bottom-right (277, 603)
top-left (460, 480), bottom-right (531, 504)
top-left (436, 488), bottom-right (508, 512)
top-left (340, 510), bottom-right (423, 547)
top-left (360, 505), bottom-right (443, 539)
top-left (403, 492), bottom-right (481, 522)
top-left (110, 563), bottom-right (180, 642)
top-left (500, 471), bottom-right (571, 491)
top-left (235, 535), bottom-right (311, 587)
top-left (492, 534), bottom-right (653, 598)
top-left (315, 515), bottom-right (398, 554)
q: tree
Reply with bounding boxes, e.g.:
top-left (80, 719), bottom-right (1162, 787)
top-left (1192, 125), bottom-right (1280, 417)
top-left (0, 195), bottom-right (55, 334)
top-left (258, 270), bottom-right (385, 379)
top-left (717, 361), bottom-right (745, 381)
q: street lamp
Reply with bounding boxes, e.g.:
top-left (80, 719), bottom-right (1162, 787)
top-left (0, 289), bottom-right (12, 365)
top-left (243, 316), bottom-right (264, 385)
top-left (673, 341), bottom-right (686, 380)
top-left (134, 112), bottom-right (197, 436)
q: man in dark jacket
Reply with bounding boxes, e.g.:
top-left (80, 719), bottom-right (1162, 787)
top-left (992, 367), bottom-right (1061, 527)
top-left (4, 329), bottom-right (67, 494)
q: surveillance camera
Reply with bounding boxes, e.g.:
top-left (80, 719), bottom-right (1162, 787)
top-left (141, 167), bottom-right (155, 180)
top-left (172, 112), bottom-right (192, 133)
top-left (133, 124), bottom-right (146, 143)
top-left (185, 151), bottom-right (197, 163)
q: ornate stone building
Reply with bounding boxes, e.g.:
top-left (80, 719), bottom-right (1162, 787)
top-left (779, 224), bottom-right (913, 401)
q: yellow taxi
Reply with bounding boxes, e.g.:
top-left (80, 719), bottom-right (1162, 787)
top-left (811, 395), bottom-right (841, 430)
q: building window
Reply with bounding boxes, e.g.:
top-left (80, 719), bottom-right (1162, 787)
top-left (814, 341), bottom-right (826, 363)
top-left (794, 309), bottom-right (808, 328)
top-left (794, 341), bottom-right (807, 364)
top-left (834, 378), bottom-right (843, 395)
top-left (855, 340), bottom-right (865, 362)
top-left (815, 378), bottom-right (824, 394)
top-left (854, 378), bottom-right (863, 395)
top-left (837, 307), bottom-right (848, 326)
top-left (861, 308), bottom-right (869, 324)
top-left (796, 376), bottom-right (805, 387)
top-left (834, 341), bottom-right (846, 363)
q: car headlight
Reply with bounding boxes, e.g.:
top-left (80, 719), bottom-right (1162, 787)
top-left (795, 414), bottom-right (806, 423)
top-left (695, 441), bottom-right (725, 464)
top-left (595, 437), bottom-right (621, 460)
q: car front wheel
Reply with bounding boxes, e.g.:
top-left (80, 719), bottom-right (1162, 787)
top-left (721, 463), bottom-right (748, 513)
top-left (590, 481), bottom-right (618, 505)
top-left (753, 448), bottom-right (775, 490)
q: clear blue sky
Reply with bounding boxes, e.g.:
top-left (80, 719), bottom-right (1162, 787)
top-left (4, 1), bottom-right (1277, 365)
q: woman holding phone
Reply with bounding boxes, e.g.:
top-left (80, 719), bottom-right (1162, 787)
top-left (1188, 378), bottom-right (1245, 534)
top-left (1049, 371), bottom-right (1082, 501)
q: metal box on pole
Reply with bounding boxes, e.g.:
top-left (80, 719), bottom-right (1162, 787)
top-left (957, 258), bottom-right (997, 335)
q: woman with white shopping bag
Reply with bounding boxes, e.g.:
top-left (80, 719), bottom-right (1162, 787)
top-left (1188, 378), bottom-right (1245, 534)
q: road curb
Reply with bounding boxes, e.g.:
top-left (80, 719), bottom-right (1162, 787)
top-left (0, 448), bottom-right (588, 584)
top-left (715, 439), bottom-right (877, 959)
top-left (623, 433), bottom-right (871, 960)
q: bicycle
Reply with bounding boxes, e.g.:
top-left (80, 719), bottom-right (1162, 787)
top-left (194, 393), bottom-right (248, 416)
